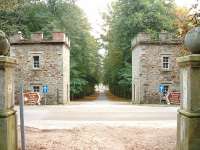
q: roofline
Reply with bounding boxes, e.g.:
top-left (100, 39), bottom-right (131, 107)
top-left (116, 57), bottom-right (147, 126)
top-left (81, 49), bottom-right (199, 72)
top-left (131, 40), bottom-right (183, 50)
top-left (11, 41), bottom-right (70, 49)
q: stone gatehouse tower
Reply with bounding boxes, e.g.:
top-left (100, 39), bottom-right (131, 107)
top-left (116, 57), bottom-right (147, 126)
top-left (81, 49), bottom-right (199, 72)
top-left (10, 32), bottom-right (70, 104)
top-left (131, 33), bottom-right (182, 104)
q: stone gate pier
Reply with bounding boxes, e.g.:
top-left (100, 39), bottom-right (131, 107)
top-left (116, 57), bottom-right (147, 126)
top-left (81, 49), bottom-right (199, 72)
top-left (0, 31), bottom-right (17, 150)
top-left (177, 27), bottom-right (200, 150)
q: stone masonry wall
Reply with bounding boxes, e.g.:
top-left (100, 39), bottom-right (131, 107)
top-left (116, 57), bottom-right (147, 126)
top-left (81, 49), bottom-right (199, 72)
top-left (11, 42), bottom-right (70, 104)
top-left (132, 33), bottom-right (182, 104)
top-left (62, 45), bottom-right (70, 103)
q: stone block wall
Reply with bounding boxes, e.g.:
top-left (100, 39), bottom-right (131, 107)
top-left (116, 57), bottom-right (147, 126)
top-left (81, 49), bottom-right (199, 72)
top-left (10, 32), bottom-right (70, 104)
top-left (132, 33), bottom-right (182, 104)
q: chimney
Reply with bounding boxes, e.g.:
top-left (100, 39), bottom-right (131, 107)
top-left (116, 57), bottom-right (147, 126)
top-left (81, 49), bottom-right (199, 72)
top-left (31, 32), bottom-right (43, 41)
top-left (159, 32), bottom-right (173, 41)
top-left (52, 32), bottom-right (66, 42)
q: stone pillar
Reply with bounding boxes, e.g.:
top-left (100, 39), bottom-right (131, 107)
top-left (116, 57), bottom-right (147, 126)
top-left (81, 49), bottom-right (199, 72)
top-left (177, 27), bottom-right (200, 150)
top-left (0, 57), bottom-right (17, 150)
top-left (0, 31), bottom-right (17, 150)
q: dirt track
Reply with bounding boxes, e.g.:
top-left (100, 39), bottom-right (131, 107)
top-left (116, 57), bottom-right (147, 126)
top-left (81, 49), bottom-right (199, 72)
top-left (18, 126), bottom-right (176, 150)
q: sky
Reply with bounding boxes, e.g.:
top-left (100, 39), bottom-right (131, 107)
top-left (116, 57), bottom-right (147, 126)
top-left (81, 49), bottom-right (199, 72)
top-left (77, 0), bottom-right (110, 38)
top-left (175, 0), bottom-right (197, 7)
top-left (77, 0), bottom-right (197, 38)
top-left (77, 0), bottom-right (198, 55)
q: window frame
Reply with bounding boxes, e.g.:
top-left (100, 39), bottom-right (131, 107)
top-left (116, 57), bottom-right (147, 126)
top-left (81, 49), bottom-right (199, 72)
top-left (33, 85), bottom-right (40, 93)
top-left (163, 85), bottom-right (169, 95)
top-left (33, 55), bottom-right (40, 69)
top-left (162, 56), bottom-right (170, 70)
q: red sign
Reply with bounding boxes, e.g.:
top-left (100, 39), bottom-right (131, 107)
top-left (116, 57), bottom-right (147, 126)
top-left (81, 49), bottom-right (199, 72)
top-left (23, 92), bottom-right (41, 105)
top-left (167, 92), bottom-right (180, 105)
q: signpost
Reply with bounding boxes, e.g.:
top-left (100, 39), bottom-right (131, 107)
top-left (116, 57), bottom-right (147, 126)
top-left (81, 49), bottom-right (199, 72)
top-left (167, 92), bottom-right (181, 105)
top-left (159, 84), bottom-right (166, 104)
top-left (43, 85), bottom-right (48, 105)
top-left (19, 82), bottom-right (25, 150)
top-left (159, 84), bottom-right (164, 93)
top-left (23, 92), bottom-right (41, 105)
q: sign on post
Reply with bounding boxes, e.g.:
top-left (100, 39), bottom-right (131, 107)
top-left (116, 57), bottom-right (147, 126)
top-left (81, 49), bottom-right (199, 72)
top-left (43, 85), bottom-right (48, 94)
top-left (43, 85), bottom-right (48, 105)
top-left (159, 84), bottom-right (164, 93)
top-left (167, 92), bottom-right (181, 105)
top-left (24, 92), bottom-right (41, 105)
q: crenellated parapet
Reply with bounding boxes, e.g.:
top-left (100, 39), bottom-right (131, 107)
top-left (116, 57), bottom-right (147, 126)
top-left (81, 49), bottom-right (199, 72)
top-left (131, 32), bottom-right (183, 49)
top-left (10, 32), bottom-right (70, 48)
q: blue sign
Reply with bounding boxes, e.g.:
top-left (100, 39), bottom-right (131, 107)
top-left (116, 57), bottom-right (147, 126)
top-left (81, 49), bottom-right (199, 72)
top-left (43, 85), bottom-right (48, 93)
top-left (159, 84), bottom-right (164, 93)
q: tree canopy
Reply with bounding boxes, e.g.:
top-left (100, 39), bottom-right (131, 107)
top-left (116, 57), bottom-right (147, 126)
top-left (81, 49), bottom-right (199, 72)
top-left (103, 0), bottom-right (177, 99)
top-left (175, 1), bottom-right (200, 37)
top-left (1, 0), bottom-right (199, 100)
top-left (0, 0), bottom-right (101, 99)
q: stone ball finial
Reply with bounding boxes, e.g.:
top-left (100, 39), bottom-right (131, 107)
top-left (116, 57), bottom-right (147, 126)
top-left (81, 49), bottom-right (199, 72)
top-left (0, 30), bottom-right (10, 56)
top-left (185, 27), bottom-right (200, 54)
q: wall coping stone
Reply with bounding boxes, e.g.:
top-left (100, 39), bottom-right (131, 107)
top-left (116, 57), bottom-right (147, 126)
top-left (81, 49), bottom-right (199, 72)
top-left (131, 33), bottom-right (183, 50)
top-left (178, 109), bottom-right (200, 118)
top-left (0, 56), bottom-right (17, 67)
top-left (0, 109), bottom-right (16, 118)
top-left (10, 40), bottom-right (70, 48)
top-left (177, 54), bottom-right (200, 62)
top-left (10, 32), bottom-right (70, 48)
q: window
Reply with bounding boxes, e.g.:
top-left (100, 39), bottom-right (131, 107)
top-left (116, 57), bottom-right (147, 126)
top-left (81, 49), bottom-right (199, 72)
top-left (33, 56), bottom-right (40, 69)
top-left (33, 86), bottom-right (40, 92)
top-left (163, 85), bottom-right (169, 95)
top-left (162, 56), bottom-right (169, 69)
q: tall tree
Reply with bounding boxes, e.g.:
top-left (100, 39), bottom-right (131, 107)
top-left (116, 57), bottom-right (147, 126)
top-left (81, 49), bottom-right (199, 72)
top-left (103, 0), bottom-right (177, 99)
top-left (0, 0), bottom-right (25, 11)
top-left (0, 0), bottom-right (101, 99)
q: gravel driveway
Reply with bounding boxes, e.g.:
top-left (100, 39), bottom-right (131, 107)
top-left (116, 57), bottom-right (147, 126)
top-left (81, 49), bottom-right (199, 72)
top-left (18, 126), bottom-right (176, 150)
top-left (17, 93), bottom-right (178, 150)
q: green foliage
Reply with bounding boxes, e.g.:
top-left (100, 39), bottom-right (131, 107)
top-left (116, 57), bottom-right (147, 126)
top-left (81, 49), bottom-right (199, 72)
top-left (0, 0), bottom-right (101, 99)
top-left (0, 0), bottom-right (25, 11)
top-left (103, 0), bottom-right (177, 99)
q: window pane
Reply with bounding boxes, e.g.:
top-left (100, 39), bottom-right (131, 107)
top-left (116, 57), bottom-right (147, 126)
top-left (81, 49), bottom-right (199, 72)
top-left (163, 57), bottom-right (169, 69)
top-left (163, 57), bottom-right (169, 62)
top-left (33, 86), bottom-right (40, 92)
top-left (33, 56), bottom-right (39, 61)
top-left (163, 63), bottom-right (169, 69)
top-left (163, 85), bottom-right (169, 95)
top-left (33, 56), bottom-right (40, 68)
